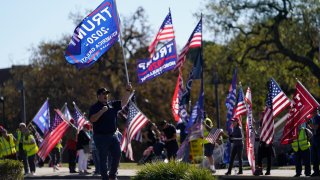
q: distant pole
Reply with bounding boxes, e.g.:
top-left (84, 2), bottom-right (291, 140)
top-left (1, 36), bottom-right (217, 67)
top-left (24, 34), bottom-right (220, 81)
top-left (19, 80), bottom-right (26, 123)
top-left (0, 96), bottom-right (4, 127)
top-left (213, 67), bottom-right (220, 128)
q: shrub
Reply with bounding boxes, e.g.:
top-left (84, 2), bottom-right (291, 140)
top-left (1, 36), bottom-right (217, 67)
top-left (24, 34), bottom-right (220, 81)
top-left (0, 159), bottom-right (24, 180)
top-left (133, 161), bottom-right (215, 180)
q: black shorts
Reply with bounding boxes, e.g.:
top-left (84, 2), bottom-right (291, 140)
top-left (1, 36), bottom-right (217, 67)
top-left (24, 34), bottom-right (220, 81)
top-left (204, 143), bottom-right (215, 157)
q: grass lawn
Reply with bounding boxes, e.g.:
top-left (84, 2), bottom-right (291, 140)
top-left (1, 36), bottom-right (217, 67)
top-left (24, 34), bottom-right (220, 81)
top-left (119, 162), bottom-right (143, 170)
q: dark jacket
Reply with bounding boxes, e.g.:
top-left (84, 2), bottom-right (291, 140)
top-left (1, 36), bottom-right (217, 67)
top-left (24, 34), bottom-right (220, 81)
top-left (76, 130), bottom-right (90, 151)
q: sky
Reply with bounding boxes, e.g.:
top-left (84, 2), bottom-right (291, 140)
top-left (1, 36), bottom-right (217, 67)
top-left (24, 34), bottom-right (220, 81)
top-left (0, 0), bottom-right (207, 69)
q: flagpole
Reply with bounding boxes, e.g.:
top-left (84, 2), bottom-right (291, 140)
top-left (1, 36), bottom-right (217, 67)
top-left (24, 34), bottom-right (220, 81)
top-left (114, 0), bottom-right (130, 84)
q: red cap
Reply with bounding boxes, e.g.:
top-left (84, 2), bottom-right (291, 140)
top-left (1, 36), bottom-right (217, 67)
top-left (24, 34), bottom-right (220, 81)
top-left (83, 122), bottom-right (91, 130)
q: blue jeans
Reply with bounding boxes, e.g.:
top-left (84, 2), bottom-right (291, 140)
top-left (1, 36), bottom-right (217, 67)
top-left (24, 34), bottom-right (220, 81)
top-left (311, 137), bottom-right (320, 174)
top-left (92, 149), bottom-right (100, 174)
top-left (295, 148), bottom-right (311, 175)
top-left (94, 134), bottom-right (120, 180)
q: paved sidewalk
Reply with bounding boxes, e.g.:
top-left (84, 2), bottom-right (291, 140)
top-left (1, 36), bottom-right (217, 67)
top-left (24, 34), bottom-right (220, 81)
top-left (24, 166), bottom-right (318, 179)
top-left (24, 166), bottom-right (136, 179)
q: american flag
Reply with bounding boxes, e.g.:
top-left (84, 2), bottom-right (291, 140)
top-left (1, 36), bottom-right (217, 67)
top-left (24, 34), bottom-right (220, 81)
top-left (49, 110), bottom-right (64, 132)
top-left (38, 109), bottom-right (69, 161)
top-left (233, 86), bottom-right (247, 125)
top-left (260, 78), bottom-right (290, 144)
top-left (174, 18), bottom-right (202, 69)
top-left (73, 102), bottom-right (87, 131)
top-left (148, 11), bottom-right (175, 56)
top-left (205, 128), bottom-right (223, 144)
top-left (118, 92), bottom-right (142, 142)
top-left (120, 102), bottom-right (149, 160)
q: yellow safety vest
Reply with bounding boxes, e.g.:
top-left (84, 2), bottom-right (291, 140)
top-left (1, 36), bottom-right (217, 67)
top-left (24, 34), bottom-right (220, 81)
top-left (0, 134), bottom-right (17, 157)
top-left (23, 134), bottom-right (38, 157)
top-left (56, 142), bottom-right (63, 152)
top-left (15, 130), bottom-right (22, 151)
top-left (203, 127), bottom-right (210, 144)
top-left (291, 128), bottom-right (311, 152)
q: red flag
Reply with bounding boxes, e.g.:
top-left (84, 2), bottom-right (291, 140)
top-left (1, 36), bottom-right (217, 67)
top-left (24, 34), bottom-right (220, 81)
top-left (245, 87), bottom-right (256, 174)
top-left (260, 78), bottom-right (291, 144)
top-left (38, 109), bottom-right (69, 161)
top-left (280, 81), bottom-right (319, 144)
top-left (171, 70), bottom-right (183, 122)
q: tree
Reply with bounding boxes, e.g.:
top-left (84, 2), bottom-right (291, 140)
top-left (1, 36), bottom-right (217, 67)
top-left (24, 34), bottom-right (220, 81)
top-left (203, 0), bottom-right (320, 89)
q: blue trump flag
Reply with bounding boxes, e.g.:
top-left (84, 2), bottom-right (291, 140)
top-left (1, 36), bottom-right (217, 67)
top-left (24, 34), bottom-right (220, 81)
top-left (32, 99), bottom-right (50, 134)
top-left (224, 67), bottom-right (237, 164)
top-left (137, 39), bottom-right (177, 83)
top-left (65, 0), bottom-right (120, 69)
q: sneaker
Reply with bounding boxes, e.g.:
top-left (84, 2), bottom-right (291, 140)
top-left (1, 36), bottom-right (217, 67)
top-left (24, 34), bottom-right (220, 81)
top-left (225, 171), bottom-right (231, 175)
top-left (254, 170), bottom-right (262, 176)
top-left (265, 171), bottom-right (270, 175)
top-left (54, 165), bottom-right (59, 170)
top-left (79, 171), bottom-right (85, 175)
top-left (83, 171), bottom-right (90, 175)
top-left (293, 174), bottom-right (301, 177)
top-left (70, 170), bottom-right (78, 173)
top-left (93, 172), bottom-right (100, 176)
top-left (311, 173), bottom-right (320, 177)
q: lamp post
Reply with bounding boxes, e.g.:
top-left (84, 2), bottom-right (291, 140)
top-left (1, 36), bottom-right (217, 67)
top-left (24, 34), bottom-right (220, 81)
top-left (213, 66), bottom-right (220, 129)
top-left (0, 96), bottom-right (5, 127)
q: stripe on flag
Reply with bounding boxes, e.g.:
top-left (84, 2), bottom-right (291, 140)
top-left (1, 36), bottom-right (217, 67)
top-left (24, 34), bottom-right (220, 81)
top-left (38, 109), bottom-right (69, 161)
top-left (120, 102), bottom-right (149, 160)
top-left (260, 78), bottom-right (290, 144)
top-left (174, 18), bottom-right (202, 69)
top-left (205, 128), bottom-right (223, 144)
top-left (148, 11), bottom-right (175, 56)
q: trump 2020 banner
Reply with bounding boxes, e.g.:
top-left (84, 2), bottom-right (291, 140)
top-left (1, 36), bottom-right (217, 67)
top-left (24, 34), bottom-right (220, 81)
top-left (137, 40), bottom-right (177, 83)
top-left (65, 0), bottom-right (120, 69)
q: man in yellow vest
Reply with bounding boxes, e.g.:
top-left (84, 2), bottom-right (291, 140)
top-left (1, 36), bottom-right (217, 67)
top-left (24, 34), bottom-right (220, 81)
top-left (292, 125), bottom-right (312, 177)
top-left (0, 126), bottom-right (17, 160)
top-left (203, 117), bottom-right (216, 173)
top-left (20, 123), bottom-right (39, 176)
top-left (15, 123), bottom-right (30, 175)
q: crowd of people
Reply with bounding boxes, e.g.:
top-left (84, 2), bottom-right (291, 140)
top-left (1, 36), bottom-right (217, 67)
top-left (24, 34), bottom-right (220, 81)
top-left (0, 84), bottom-right (319, 180)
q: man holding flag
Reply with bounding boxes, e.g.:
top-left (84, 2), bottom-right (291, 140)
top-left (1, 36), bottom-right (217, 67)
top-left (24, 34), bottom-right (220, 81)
top-left (89, 84), bottom-right (133, 180)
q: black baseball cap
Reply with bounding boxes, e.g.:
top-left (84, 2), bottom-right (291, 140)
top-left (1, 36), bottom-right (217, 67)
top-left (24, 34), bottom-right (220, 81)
top-left (96, 88), bottom-right (110, 95)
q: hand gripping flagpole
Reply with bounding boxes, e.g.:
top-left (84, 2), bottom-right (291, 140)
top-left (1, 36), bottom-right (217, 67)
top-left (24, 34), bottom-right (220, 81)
top-left (114, 0), bottom-right (130, 84)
